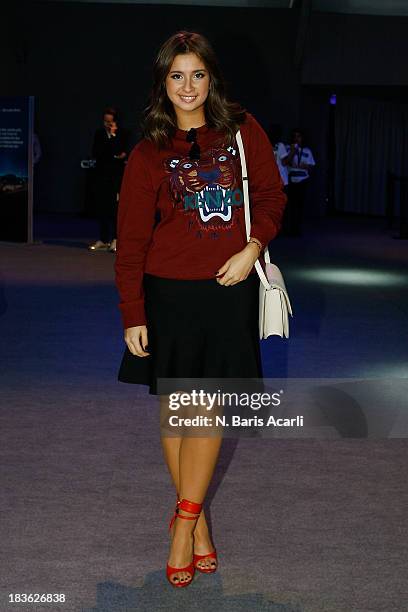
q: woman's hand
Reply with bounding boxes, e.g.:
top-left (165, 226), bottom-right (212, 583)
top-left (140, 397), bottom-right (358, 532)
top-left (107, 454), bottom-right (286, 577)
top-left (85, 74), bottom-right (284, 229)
top-left (216, 243), bottom-right (260, 286)
top-left (124, 325), bottom-right (149, 357)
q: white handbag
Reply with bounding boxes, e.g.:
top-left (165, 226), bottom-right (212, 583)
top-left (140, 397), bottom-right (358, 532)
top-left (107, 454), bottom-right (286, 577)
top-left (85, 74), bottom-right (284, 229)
top-left (236, 130), bottom-right (293, 339)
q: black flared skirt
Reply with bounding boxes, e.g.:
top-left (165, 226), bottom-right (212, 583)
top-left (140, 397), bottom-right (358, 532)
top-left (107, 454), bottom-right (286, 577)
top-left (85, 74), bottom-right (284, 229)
top-left (118, 272), bottom-right (263, 395)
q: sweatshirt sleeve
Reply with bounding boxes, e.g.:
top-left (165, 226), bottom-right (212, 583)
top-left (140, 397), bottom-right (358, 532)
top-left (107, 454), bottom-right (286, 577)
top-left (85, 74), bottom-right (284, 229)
top-left (114, 142), bottom-right (157, 329)
top-left (243, 114), bottom-right (287, 247)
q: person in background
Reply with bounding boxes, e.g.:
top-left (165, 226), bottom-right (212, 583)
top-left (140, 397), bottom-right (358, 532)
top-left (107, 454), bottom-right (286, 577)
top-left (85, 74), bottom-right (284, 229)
top-left (267, 124), bottom-right (289, 190)
top-left (89, 107), bottom-right (129, 252)
top-left (282, 128), bottom-right (315, 236)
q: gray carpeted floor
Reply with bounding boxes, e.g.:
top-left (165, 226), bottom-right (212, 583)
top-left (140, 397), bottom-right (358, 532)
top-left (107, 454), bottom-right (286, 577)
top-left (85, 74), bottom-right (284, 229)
top-left (1, 215), bottom-right (407, 612)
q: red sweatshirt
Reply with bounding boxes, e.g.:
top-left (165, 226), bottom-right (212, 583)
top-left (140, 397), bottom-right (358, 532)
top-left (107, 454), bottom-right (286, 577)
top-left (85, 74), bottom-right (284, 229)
top-left (115, 112), bottom-right (286, 329)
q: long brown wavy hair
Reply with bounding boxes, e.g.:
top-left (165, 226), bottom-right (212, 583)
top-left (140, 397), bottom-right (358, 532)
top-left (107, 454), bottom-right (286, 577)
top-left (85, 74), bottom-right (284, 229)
top-left (142, 31), bottom-right (246, 148)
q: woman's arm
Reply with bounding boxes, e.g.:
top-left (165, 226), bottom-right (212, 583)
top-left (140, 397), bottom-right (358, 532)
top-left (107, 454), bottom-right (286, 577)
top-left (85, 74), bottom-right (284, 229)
top-left (242, 114), bottom-right (287, 248)
top-left (216, 117), bottom-right (286, 286)
top-left (113, 128), bottom-right (130, 160)
top-left (114, 143), bottom-right (157, 331)
top-left (215, 242), bottom-right (260, 286)
top-left (216, 115), bottom-right (286, 287)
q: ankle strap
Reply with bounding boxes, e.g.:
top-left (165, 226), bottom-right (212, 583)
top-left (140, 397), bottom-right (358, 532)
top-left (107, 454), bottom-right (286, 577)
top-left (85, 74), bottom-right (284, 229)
top-left (169, 497), bottom-right (202, 530)
top-left (179, 498), bottom-right (202, 515)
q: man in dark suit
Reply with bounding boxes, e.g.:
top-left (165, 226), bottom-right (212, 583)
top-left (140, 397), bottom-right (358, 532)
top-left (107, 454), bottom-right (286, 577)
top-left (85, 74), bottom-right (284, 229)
top-left (89, 107), bottom-right (129, 252)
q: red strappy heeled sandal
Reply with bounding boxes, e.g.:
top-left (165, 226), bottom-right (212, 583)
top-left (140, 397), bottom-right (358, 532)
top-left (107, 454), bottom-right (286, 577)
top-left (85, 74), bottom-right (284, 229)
top-left (169, 496), bottom-right (218, 575)
top-left (166, 498), bottom-right (202, 588)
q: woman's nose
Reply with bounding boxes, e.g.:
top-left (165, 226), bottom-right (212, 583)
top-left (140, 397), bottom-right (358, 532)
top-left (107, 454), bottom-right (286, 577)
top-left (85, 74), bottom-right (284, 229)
top-left (182, 77), bottom-right (194, 92)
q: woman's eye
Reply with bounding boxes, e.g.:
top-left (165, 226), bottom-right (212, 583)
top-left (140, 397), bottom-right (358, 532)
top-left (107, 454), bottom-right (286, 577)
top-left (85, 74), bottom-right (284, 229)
top-left (171, 74), bottom-right (183, 80)
top-left (194, 72), bottom-right (205, 79)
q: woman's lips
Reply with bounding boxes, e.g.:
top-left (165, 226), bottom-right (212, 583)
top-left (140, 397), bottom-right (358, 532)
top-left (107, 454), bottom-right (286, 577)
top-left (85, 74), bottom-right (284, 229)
top-left (179, 95), bottom-right (198, 104)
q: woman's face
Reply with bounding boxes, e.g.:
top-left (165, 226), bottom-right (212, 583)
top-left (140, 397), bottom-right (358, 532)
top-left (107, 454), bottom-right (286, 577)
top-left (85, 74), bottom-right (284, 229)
top-left (165, 52), bottom-right (210, 118)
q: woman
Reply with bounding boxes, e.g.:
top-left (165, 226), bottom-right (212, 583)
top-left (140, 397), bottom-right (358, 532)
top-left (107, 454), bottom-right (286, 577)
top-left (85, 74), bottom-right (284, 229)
top-left (89, 107), bottom-right (129, 252)
top-left (114, 31), bottom-right (286, 588)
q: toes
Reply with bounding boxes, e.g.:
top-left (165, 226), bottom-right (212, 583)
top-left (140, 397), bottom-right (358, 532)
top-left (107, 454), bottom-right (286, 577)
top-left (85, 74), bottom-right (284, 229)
top-left (172, 571), bottom-right (191, 585)
top-left (197, 557), bottom-right (217, 570)
top-left (182, 572), bottom-right (191, 583)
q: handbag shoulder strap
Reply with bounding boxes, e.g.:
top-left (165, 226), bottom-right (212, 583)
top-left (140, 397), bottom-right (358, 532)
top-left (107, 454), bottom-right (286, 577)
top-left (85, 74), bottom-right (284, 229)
top-left (236, 129), bottom-right (270, 289)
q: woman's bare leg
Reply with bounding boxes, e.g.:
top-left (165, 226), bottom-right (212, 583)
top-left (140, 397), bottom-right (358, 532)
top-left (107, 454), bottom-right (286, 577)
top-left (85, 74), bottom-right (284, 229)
top-left (179, 436), bottom-right (221, 570)
top-left (161, 434), bottom-right (218, 571)
top-left (160, 396), bottom-right (222, 582)
top-left (160, 395), bottom-right (182, 492)
top-left (166, 435), bottom-right (222, 583)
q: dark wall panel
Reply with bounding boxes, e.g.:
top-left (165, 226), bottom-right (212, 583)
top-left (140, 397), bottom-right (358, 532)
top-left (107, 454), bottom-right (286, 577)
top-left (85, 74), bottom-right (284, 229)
top-left (302, 12), bottom-right (408, 86)
top-left (7, 2), bottom-right (299, 213)
top-left (5, 3), bottom-right (408, 214)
